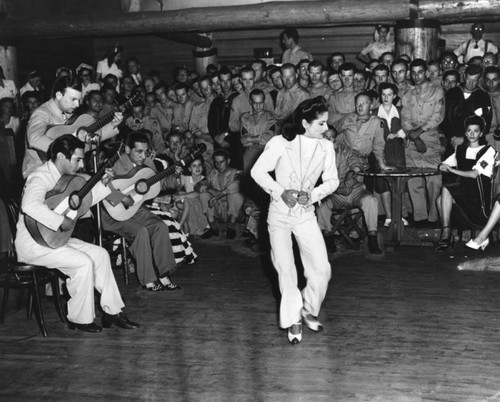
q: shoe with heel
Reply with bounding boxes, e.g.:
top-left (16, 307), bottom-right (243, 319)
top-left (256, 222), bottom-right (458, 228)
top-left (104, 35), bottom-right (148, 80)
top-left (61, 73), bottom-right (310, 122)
top-left (435, 227), bottom-right (455, 251)
top-left (287, 322), bottom-right (302, 344)
top-left (465, 237), bottom-right (489, 251)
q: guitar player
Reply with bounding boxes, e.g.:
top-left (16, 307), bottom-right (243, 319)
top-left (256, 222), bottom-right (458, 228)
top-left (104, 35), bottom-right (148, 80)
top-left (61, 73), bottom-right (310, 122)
top-left (22, 75), bottom-right (123, 179)
top-left (101, 131), bottom-right (183, 292)
top-left (16, 134), bottom-right (139, 332)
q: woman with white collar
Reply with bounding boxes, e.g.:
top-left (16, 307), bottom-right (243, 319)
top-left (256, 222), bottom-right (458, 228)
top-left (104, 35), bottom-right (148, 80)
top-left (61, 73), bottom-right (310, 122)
top-left (251, 96), bottom-right (339, 344)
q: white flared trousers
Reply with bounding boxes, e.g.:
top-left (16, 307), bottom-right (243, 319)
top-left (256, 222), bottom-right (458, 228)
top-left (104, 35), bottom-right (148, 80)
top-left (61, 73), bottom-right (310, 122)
top-left (17, 237), bottom-right (124, 324)
top-left (268, 210), bottom-right (331, 329)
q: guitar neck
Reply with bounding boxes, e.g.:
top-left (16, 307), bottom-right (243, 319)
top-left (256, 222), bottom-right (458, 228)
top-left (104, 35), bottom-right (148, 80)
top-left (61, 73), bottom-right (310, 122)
top-left (77, 152), bottom-right (120, 199)
top-left (145, 148), bottom-right (203, 187)
top-left (86, 111), bottom-right (114, 134)
top-left (85, 95), bottom-right (136, 135)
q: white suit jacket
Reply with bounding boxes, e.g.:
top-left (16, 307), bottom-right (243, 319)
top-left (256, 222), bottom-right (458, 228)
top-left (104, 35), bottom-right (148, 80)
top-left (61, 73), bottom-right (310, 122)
top-left (251, 134), bottom-right (339, 216)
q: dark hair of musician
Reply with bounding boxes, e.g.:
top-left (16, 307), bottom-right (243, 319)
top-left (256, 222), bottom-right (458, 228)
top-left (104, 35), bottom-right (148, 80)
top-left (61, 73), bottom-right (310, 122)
top-left (282, 96), bottom-right (328, 142)
top-left (51, 75), bottom-right (81, 99)
top-left (47, 134), bottom-right (85, 162)
top-left (126, 131), bottom-right (150, 149)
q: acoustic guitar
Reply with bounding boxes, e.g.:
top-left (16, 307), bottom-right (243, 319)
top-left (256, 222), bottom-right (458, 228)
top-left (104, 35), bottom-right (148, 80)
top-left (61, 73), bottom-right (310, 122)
top-left (103, 144), bottom-right (206, 221)
top-left (45, 94), bottom-right (138, 144)
top-left (24, 147), bottom-right (122, 249)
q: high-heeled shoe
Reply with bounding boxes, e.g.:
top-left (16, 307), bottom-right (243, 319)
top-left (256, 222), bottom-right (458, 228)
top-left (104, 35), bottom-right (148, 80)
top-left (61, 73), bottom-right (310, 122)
top-left (287, 322), bottom-right (302, 344)
top-left (465, 237), bottom-right (489, 251)
top-left (435, 233), bottom-right (455, 251)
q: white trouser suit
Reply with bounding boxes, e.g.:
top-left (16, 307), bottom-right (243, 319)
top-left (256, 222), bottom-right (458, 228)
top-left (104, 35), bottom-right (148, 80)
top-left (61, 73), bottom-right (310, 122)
top-left (251, 134), bottom-right (339, 328)
top-left (16, 161), bottom-right (124, 324)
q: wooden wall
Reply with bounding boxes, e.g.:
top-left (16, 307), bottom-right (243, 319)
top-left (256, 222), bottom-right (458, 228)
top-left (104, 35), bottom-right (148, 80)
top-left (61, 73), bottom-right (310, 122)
top-left (15, 38), bottom-right (94, 89)
top-left (13, 21), bottom-right (500, 88)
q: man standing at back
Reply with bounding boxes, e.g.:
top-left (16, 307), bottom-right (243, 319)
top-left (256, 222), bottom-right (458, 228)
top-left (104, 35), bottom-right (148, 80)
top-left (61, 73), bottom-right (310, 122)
top-left (281, 28), bottom-right (313, 65)
top-left (454, 22), bottom-right (498, 64)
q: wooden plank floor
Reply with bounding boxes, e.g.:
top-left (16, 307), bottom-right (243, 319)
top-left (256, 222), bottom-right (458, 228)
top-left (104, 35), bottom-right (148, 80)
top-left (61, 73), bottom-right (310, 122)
top-left (2, 238), bottom-right (500, 401)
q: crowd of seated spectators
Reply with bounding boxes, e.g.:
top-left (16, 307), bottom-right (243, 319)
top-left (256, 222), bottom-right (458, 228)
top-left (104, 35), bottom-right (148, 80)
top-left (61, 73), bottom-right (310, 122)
top-left (1, 21), bottom-right (500, 264)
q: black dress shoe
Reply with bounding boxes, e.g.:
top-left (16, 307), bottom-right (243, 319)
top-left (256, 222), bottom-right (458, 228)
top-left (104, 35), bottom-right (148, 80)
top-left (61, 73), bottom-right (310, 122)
top-left (367, 235), bottom-right (382, 254)
top-left (102, 312), bottom-right (140, 329)
top-left (68, 321), bottom-right (103, 333)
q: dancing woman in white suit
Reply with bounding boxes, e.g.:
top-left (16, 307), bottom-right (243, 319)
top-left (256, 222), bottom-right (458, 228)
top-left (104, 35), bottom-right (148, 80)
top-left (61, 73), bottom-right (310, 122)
top-left (251, 97), bottom-right (339, 344)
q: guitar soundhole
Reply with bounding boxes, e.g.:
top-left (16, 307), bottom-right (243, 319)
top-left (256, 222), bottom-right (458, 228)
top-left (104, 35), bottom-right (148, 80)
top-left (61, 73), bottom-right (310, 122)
top-left (69, 193), bottom-right (81, 210)
top-left (135, 180), bottom-right (149, 195)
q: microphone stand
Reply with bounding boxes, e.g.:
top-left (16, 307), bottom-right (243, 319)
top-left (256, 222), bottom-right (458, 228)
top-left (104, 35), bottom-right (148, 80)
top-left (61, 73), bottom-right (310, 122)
top-left (90, 136), bottom-right (103, 247)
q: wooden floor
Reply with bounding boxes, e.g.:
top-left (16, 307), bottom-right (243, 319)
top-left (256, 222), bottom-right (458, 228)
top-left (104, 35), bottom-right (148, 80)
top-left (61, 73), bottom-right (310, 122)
top-left (2, 237), bottom-right (500, 401)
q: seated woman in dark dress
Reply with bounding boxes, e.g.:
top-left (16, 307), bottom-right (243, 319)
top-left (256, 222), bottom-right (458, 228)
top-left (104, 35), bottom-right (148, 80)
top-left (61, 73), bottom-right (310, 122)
top-left (435, 115), bottom-right (497, 251)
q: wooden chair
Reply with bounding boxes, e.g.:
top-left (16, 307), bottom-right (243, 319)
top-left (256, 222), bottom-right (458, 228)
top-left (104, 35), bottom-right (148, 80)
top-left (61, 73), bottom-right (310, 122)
top-left (330, 205), bottom-right (366, 250)
top-left (0, 198), bottom-right (66, 337)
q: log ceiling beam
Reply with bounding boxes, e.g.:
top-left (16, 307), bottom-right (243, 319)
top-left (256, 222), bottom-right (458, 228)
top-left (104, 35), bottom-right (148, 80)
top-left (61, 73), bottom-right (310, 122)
top-left (419, 0), bottom-right (500, 22)
top-left (0, 0), bottom-right (407, 40)
top-left (157, 33), bottom-right (213, 48)
top-left (0, 0), bottom-right (499, 40)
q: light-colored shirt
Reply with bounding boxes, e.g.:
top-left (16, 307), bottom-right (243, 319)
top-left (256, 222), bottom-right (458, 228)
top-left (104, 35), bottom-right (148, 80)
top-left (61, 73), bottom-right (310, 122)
top-left (360, 40), bottom-right (395, 60)
top-left (229, 90), bottom-right (274, 133)
top-left (308, 84), bottom-right (333, 101)
top-left (275, 83), bottom-right (310, 122)
top-left (333, 114), bottom-right (386, 167)
top-left (282, 45), bottom-right (313, 65)
top-left (454, 38), bottom-right (499, 64)
top-left (327, 89), bottom-right (356, 125)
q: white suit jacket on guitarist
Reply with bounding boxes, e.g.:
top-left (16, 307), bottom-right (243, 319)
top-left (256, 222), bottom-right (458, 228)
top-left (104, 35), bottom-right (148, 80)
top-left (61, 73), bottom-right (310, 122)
top-left (23, 99), bottom-right (119, 178)
top-left (16, 161), bottom-right (111, 253)
top-left (251, 134), bottom-right (339, 216)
